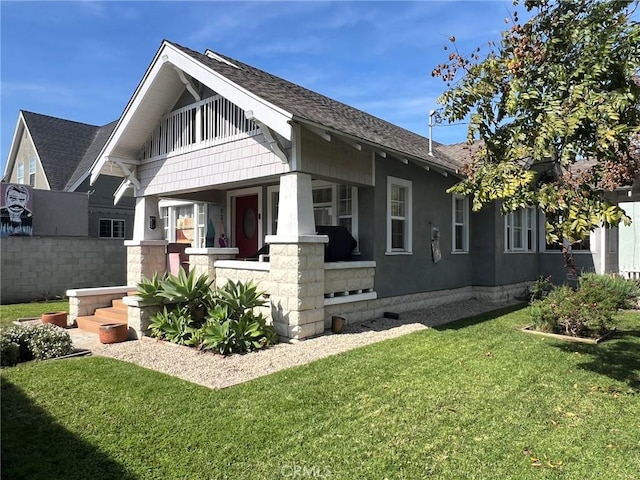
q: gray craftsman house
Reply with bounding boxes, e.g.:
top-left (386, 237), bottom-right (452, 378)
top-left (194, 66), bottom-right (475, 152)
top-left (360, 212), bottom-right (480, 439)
top-left (74, 40), bottom-right (628, 340)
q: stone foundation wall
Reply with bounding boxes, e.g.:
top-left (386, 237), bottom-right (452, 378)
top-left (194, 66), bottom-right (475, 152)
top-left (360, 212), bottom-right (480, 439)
top-left (324, 283), bottom-right (527, 329)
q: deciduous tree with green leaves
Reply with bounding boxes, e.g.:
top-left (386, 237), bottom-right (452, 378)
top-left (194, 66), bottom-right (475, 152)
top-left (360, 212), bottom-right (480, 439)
top-left (433, 0), bottom-right (640, 246)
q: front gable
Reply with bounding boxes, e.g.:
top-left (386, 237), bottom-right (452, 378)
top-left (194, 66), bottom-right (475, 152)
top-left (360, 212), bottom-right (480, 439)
top-left (90, 41), bottom-right (294, 187)
top-left (3, 113), bottom-right (50, 190)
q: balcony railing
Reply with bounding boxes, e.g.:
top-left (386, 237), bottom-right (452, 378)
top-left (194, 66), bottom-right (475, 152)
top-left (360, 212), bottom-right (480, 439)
top-left (140, 95), bottom-right (259, 160)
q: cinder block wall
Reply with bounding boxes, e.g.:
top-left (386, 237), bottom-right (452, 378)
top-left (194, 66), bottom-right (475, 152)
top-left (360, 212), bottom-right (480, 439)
top-left (1, 237), bottom-right (127, 304)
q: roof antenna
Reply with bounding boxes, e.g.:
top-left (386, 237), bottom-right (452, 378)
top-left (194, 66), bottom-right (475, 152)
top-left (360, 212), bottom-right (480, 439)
top-left (428, 109), bottom-right (442, 156)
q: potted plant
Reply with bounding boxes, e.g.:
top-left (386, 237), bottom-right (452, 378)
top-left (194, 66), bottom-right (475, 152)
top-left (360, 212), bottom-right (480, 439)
top-left (41, 311), bottom-right (67, 328)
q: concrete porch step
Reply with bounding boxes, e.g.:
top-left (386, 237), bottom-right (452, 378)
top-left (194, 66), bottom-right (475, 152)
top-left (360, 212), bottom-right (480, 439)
top-left (112, 299), bottom-right (127, 310)
top-left (76, 315), bottom-right (127, 334)
top-left (94, 306), bottom-right (128, 322)
top-left (76, 295), bottom-right (129, 334)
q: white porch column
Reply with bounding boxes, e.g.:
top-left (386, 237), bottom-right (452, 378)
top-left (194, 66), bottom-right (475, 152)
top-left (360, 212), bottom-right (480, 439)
top-left (132, 195), bottom-right (164, 241)
top-left (276, 172), bottom-right (316, 236)
top-left (126, 195), bottom-right (167, 285)
top-left (266, 172), bottom-right (328, 341)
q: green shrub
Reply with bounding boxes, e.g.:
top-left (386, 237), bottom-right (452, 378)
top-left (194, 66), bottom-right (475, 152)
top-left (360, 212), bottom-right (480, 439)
top-left (0, 324), bottom-right (73, 364)
top-left (1, 337), bottom-right (19, 367)
top-left (136, 272), bottom-right (163, 302)
top-left (26, 324), bottom-right (74, 360)
top-left (529, 285), bottom-right (615, 337)
top-left (199, 280), bottom-right (276, 355)
top-left (528, 275), bottom-right (553, 302)
top-left (2, 325), bottom-right (34, 362)
top-left (578, 273), bottom-right (640, 311)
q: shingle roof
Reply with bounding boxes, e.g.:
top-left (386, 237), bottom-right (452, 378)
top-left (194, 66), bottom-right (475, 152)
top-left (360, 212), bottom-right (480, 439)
top-left (437, 141), bottom-right (482, 166)
top-left (21, 111), bottom-right (114, 191)
top-left (22, 111), bottom-right (99, 191)
top-left (66, 120), bottom-right (117, 189)
top-left (168, 41), bottom-right (464, 172)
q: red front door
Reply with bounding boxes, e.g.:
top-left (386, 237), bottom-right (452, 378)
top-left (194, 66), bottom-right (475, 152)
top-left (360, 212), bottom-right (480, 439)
top-left (234, 194), bottom-right (259, 258)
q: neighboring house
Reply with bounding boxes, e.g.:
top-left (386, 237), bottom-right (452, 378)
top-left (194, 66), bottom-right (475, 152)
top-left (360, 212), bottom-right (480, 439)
top-left (83, 40), bottom-right (636, 340)
top-left (619, 200), bottom-right (640, 277)
top-left (3, 111), bottom-right (134, 238)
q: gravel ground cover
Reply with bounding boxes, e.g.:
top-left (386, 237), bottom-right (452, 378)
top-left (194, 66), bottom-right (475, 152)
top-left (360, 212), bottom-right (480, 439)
top-left (70, 299), bottom-right (518, 389)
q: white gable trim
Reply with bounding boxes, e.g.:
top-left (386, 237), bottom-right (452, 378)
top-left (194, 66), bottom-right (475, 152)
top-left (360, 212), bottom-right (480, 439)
top-left (89, 41), bottom-right (293, 186)
top-left (2, 113), bottom-right (24, 181)
top-left (3, 112), bottom-right (51, 190)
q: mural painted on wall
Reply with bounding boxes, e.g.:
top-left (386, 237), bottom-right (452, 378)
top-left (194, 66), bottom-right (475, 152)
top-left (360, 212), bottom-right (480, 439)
top-left (1, 183), bottom-right (33, 237)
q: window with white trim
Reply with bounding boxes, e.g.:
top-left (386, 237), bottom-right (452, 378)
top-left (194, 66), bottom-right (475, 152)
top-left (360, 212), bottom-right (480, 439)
top-left (387, 176), bottom-right (412, 253)
top-left (99, 219), bottom-right (125, 239)
top-left (159, 201), bottom-right (219, 247)
top-left (452, 195), bottom-right (469, 252)
top-left (160, 206), bottom-right (170, 242)
top-left (29, 157), bottom-right (36, 186)
top-left (338, 185), bottom-right (355, 233)
top-left (17, 163), bottom-right (24, 184)
top-left (505, 207), bottom-right (536, 252)
top-left (540, 214), bottom-right (592, 252)
top-left (313, 186), bottom-right (333, 225)
top-left (267, 182), bottom-right (358, 246)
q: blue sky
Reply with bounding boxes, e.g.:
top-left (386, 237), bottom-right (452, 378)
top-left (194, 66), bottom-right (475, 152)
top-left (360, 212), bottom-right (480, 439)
top-left (1, 1), bottom-right (521, 173)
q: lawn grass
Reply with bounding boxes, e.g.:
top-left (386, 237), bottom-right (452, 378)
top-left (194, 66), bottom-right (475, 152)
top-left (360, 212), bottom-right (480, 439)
top-left (0, 299), bottom-right (69, 328)
top-left (2, 306), bottom-right (639, 479)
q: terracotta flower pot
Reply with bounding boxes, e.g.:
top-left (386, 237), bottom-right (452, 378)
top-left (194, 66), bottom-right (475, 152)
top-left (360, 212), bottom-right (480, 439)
top-left (99, 324), bottom-right (129, 344)
top-left (331, 316), bottom-right (345, 334)
top-left (41, 311), bottom-right (67, 328)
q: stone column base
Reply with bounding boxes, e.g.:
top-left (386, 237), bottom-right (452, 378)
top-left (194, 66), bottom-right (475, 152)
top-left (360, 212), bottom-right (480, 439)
top-left (125, 240), bottom-right (168, 286)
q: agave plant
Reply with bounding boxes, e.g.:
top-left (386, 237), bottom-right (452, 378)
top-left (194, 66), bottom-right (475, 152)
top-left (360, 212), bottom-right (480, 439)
top-left (200, 311), bottom-right (276, 355)
top-left (213, 280), bottom-right (266, 321)
top-left (157, 268), bottom-right (214, 323)
top-left (148, 305), bottom-right (197, 345)
top-left (136, 272), bottom-right (164, 303)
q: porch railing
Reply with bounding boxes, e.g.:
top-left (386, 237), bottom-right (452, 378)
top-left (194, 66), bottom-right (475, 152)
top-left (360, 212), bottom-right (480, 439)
top-left (140, 95), bottom-right (259, 160)
top-left (620, 267), bottom-right (640, 280)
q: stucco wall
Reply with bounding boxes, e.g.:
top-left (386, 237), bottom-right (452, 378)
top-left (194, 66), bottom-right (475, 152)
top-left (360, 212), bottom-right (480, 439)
top-left (470, 205), bottom-right (497, 286)
top-left (538, 252), bottom-right (596, 286)
top-left (368, 156), bottom-right (473, 298)
top-left (490, 206), bottom-right (541, 285)
top-left (32, 189), bottom-right (88, 236)
top-left (1, 237), bottom-right (126, 303)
